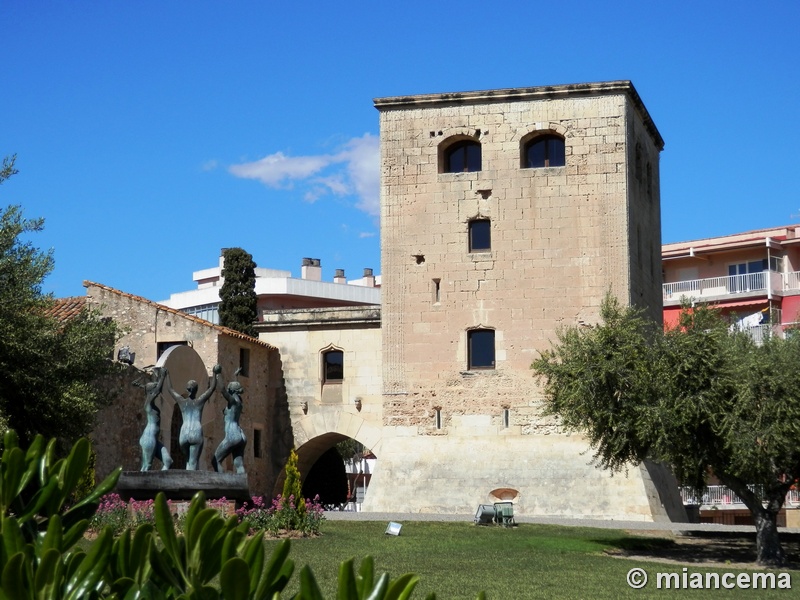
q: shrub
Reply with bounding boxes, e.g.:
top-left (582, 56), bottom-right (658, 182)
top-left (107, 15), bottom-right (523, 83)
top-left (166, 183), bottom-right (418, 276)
top-left (282, 448), bottom-right (306, 519)
top-left (236, 494), bottom-right (326, 536)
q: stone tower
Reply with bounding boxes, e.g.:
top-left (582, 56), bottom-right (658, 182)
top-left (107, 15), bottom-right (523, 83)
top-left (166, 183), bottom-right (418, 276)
top-left (364, 81), bottom-right (684, 521)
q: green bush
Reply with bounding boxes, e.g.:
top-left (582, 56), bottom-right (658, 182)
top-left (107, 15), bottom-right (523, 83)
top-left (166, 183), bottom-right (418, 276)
top-left (282, 448), bottom-right (306, 521)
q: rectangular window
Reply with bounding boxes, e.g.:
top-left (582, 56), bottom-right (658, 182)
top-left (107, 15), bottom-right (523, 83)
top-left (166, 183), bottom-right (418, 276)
top-left (469, 219), bottom-right (491, 252)
top-left (435, 409), bottom-right (442, 430)
top-left (503, 408), bottom-right (510, 429)
top-left (253, 428), bottom-right (262, 458)
top-left (323, 350), bottom-right (344, 382)
top-left (468, 329), bottom-right (495, 369)
top-left (432, 278), bottom-right (441, 304)
top-left (239, 348), bottom-right (250, 377)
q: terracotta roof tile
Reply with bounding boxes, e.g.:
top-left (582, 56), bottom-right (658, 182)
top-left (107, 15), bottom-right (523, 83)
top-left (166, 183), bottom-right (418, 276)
top-left (43, 296), bottom-right (87, 322)
top-left (82, 281), bottom-right (276, 350)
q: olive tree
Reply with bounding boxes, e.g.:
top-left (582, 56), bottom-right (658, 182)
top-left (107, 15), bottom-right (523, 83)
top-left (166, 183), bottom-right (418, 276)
top-left (0, 156), bottom-right (121, 448)
top-left (532, 295), bottom-right (800, 567)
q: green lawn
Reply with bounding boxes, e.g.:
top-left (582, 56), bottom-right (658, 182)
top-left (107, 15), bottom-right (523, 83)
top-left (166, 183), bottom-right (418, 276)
top-left (271, 521), bottom-right (796, 599)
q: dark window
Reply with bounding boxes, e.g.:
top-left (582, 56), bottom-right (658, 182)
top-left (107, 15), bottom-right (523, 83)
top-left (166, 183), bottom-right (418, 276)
top-left (323, 350), bottom-right (344, 382)
top-left (432, 278), bottom-right (441, 303)
top-left (253, 428), bottom-right (262, 458)
top-left (469, 219), bottom-right (491, 252)
top-left (435, 408), bottom-right (442, 429)
top-left (523, 135), bottom-right (565, 168)
top-left (157, 341), bottom-right (187, 359)
top-left (444, 140), bottom-right (481, 173)
top-left (468, 329), bottom-right (495, 369)
top-left (635, 143), bottom-right (643, 181)
top-left (239, 348), bottom-right (250, 377)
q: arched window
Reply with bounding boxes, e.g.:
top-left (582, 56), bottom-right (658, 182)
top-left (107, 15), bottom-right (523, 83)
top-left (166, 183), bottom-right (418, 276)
top-left (322, 349), bottom-right (344, 382)
top-left (467, 328), bottom-right (495, 369)
top-left (443, 140), bottom-right (482, 173)
top-left (522, 135), bottom-right (565, 168)
top-left (468, 219), bottom-right (491, 252)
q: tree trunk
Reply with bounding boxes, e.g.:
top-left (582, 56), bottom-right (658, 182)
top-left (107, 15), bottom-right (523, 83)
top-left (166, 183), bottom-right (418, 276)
top-left (723, 476), bottom-right (787, 567)
top-left (752, 508), bottom-right (785, 567)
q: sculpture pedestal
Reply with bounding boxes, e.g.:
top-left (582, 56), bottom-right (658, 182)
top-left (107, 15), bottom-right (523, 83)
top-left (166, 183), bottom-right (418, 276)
top-left (117, 471), bottom-right (250, 503)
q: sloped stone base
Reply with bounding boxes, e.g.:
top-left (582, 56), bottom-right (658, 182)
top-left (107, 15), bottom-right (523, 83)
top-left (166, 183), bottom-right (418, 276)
top-left (363, 433), bottom-right (686, 522)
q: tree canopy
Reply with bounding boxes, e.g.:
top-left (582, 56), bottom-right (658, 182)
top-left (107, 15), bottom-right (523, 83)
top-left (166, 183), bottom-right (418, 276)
top-left (532, 295), bottom-right (800, 566)
top-left (0, 156), bottom-right (121, 449)
top-left (219, 247), bottom-right (258, 337)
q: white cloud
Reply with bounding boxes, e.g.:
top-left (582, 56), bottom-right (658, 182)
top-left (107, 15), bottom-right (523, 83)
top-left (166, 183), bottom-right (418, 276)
top-left (228, 134), bottom-right (380, 216)
top-left (359, 231), bottom-right (377, 239)
top-left (229, 152), bottom-right (330, 186)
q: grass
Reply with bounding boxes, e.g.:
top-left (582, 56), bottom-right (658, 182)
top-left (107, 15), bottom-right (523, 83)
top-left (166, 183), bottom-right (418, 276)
top-left (270, 521), bottom-right (796, 599)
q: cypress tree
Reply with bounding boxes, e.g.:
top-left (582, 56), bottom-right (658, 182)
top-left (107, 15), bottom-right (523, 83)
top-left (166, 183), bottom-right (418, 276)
top-left (219, 247), bottom-right (257, 337)
top-left (282, 448), bottom-right (306, 518)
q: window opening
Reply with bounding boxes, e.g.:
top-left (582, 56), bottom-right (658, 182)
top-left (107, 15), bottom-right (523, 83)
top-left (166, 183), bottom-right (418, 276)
top-left (635, 143), bottom-right (643, 181)
top-left (239, 348), bottom-right (250, 377)
top-left (469, 219), bottom-right (491, 252)
top-left (523, 135), bottom-right (565, 168)
top-left (253, 428), bottom-right (262, 458)
top-left (468, 329), bottom-right (495, 369)
top-left (157, 341), bottom-right (187, 359)
top-left (323, 349), bottom-right (344, 382)
top-left (435, 409), bottom-right (442, 430)
top-left (503, 408), bottom-right (510, 429)
top-left (444, 140), bottom-right (482, 173)
top-left (432, 278), bottom-right (441, 304)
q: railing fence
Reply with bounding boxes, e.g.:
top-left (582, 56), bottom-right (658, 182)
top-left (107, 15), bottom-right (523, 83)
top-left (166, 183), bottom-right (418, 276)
top-left (680, 485), bottom-right (800, 507)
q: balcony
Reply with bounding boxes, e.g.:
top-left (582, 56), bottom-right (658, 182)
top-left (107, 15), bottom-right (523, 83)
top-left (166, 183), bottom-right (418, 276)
top-left (663, 271), bottom-right (800, 306)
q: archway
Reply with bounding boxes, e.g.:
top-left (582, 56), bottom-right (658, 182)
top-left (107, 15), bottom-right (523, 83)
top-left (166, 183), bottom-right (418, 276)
top-left (272, 411), bottom-right (383, 509)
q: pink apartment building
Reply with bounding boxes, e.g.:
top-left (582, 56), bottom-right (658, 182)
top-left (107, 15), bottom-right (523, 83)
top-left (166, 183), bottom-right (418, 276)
top-left (662, 225), bottom-right (800, 340)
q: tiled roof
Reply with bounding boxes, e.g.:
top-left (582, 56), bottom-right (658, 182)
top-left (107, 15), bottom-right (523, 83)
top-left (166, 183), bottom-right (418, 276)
top-left (43, 296), bottom-right (87, 322)
top-left (83, 281), bottom-right (277, 350)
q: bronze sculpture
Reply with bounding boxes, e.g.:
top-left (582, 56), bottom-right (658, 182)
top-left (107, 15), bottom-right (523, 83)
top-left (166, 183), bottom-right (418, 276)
top-left (134, 367), bottom-right (173, 471)
top-left (165, 364), bottom-right (221, 470)
top-left (212, 368), bottom-right (248, 474)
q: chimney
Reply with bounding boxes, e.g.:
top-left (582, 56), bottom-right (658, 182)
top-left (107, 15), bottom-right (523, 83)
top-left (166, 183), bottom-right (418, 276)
top-left (362, 267), bottom-right (375, 288)
top-left (301, 258), bottom-right (322, 281)
top-left (334, 269), bottom-right (346, 284)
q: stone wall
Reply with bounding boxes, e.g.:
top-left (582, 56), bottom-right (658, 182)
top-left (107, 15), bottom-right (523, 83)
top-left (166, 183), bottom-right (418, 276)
top-left (86, 282), bottom-right (285, 497)
top-left (257, 306), bottom-right (382, 493)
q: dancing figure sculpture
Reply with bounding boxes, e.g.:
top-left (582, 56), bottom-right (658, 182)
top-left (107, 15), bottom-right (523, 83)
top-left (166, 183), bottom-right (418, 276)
top-left (134, 367), bottom-right (173, 471)
top-left (212, 368), bottom-right (247, 474)
top-left (165, 364), bottom-right (221, 470)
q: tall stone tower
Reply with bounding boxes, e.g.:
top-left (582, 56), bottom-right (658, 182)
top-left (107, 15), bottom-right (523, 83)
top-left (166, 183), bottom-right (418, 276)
top-left (364, 81), bottom-right (684, 521)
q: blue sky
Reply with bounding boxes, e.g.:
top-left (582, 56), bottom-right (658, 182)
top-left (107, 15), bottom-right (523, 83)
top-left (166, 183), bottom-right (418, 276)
top-left (2, 1), bottom-right (798, 301)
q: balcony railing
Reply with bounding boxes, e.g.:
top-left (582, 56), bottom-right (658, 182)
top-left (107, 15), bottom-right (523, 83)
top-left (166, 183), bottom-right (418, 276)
top-left (664, 271), bottom-right (800, 303)
top-left (680, 485), bottom-right (800, 508)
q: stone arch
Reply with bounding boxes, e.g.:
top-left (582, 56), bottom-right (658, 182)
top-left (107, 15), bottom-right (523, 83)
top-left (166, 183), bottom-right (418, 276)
top-left (272, 411), bottom-right (382, 496)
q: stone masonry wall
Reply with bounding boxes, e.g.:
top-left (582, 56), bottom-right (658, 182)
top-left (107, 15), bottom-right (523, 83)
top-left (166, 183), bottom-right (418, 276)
top-left (85, 282), bottom-right (280, 496)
